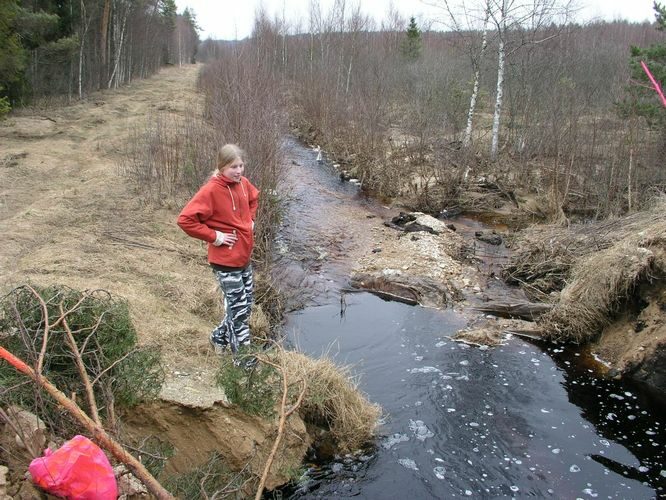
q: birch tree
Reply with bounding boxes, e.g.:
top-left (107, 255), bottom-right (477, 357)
top-left (486, 0), bottom-right (573, 159)
top-left (436, 0), bottom-right (572, 157)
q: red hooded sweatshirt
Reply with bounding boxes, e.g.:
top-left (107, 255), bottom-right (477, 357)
top-left (177, 174), bottom-right (259, 268)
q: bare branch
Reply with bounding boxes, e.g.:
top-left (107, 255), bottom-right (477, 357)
top-left (0, 345), bottom-right (174, 499)
top-left (254, 350), bottom-right (307, 500)
top-left (24, 285), bottom-right (50, 375)
top-left (60, 303), bottom-right (102, 426)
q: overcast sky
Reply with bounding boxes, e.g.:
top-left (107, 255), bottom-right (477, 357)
top-left (175, 0), bottom-right (659, 40)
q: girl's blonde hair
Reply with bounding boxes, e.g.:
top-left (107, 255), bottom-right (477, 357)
top-left (217, 144), bottom-right (244, 169)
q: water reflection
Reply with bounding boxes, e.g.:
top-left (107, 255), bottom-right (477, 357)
top-left (548, 346), bottom-right (666, 494)
top-left (282, 293), bottom-right (663, 499)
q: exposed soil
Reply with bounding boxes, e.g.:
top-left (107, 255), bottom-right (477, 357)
top-left (591, 269), bottom-right (666, 390)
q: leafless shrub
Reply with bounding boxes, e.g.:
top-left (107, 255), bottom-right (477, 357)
top-left (121, 107), bottom-right (219, 206)
top-left (197, 44), bottom-right (287, 263)
top-left (0, 285), bottom-right (170, 498)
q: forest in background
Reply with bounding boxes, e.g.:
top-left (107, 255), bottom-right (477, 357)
top-left (2, 0), bottom-right (665, 219)
top-left (194, 1), bottom-right (666, 220)
top-left (0, 0), bottom-right (199, 106)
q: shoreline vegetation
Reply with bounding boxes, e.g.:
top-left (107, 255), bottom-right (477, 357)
top-left (1, 0), bottom-right (666, 496)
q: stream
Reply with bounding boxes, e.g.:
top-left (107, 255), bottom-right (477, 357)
top-left (275, 138), bottom-right (665, 499)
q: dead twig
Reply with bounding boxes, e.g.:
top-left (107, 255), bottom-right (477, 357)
top-left (0, 345), bottom-right (174, 499)
top-left (254, 352), bottom-right (307, 500)
top-left (60, 304), bottom-right (102, 426)
top-left (24, 285), bottom-right (50, 375)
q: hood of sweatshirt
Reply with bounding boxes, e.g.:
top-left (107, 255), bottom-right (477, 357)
top-left (211, 173), bottom-right (240, 187)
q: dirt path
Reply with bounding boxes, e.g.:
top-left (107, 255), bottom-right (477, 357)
top-left (0, 65), bottom-right (226, 392)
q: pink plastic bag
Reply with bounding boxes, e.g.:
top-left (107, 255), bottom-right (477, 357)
top-left (29, 434), bottom-right (118, 499)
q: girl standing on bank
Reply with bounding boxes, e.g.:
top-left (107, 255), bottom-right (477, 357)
top-left (177, 144), bottom-right (260, 354)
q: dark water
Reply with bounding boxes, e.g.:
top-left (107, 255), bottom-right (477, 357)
top-left (277, 139), bottom-right (666, 499)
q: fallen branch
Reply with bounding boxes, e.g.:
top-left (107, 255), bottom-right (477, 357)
top-left (0, 347), bottom-right (174, 499)
top-left (0, 345), bottom-right (174, 499)
top-left (254, 353), bottom-right (307, 500)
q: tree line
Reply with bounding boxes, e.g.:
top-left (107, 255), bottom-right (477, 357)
top-left (198, 1), bottom-right (665, 218)
top-left (0, 0), bottom-right (199, 111)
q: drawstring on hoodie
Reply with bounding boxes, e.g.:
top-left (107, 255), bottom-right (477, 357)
top-left (225, 180), bottom-right (247, 212)
top-left (226, 185), bottom-right (237, 211)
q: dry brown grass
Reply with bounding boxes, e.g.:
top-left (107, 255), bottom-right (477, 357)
top-left (452, 328), bottom-right (505, 347)
top-left (534, 200), bottom-right (666, 342)
top-left (539, 242), bottom-right (655, 342)
top-left (504, 198), bottom-right (666, 300)
top-left (249, 304), bottom-right (270, 343)
top-left (278, 351), bottom-right (380, 454)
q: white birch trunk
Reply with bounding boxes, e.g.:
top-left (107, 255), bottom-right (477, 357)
top-left (178, 31), bottom-right (182, 67)
top-left (491, 12), bottom-right (506, 160)
top-left (107, 4), bottom-right (128, 89)
top-left (463, 4), bottom-right (490, 148)
top-left (78, 5), bottom-right (91, 97)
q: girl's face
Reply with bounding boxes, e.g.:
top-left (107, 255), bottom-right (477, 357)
top-left (220, 157), bottom-right (244, 182)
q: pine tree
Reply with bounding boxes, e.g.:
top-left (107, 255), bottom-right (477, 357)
top-left (0, 0), bottom-right (27, 109)
top-left (400, 16), bottom-right (422, 62)
top-left (620, 2), bottom-right (666, 126)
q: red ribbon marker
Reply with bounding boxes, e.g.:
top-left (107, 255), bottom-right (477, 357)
top-left (641, 60), bottom-right (666, 108)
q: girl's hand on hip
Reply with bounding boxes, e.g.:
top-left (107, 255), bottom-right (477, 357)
top-left (213, 230), bottom-right (238, 247)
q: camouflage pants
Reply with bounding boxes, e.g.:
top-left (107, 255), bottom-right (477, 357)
top-left (211, 265), bottom-right (253, 353)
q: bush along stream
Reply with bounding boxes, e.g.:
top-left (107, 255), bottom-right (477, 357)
top-left (272, 138), bottom-right (666, 498)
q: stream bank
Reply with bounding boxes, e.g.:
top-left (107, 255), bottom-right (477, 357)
top-left (274, 138), bottom-right (666, 498)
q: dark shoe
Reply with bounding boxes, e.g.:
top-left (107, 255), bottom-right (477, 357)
top-left (233, 355), bottom-right (257, 370)
top-left (209, 336), bottom-right (227, 355)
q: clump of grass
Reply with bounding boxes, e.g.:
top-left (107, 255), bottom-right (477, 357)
top-left (214, 348), bottom-right (380, 454)
top-left (249, 304), bottom-right (271, 345)
top-left (532, 198), bottom-right (666, 342)
top-left (504, 197), bottom-right (666, 300)
top-left (278, 351), bottom-right (381, 454)
top-left (539, 239), bottom-right (656, 343)
top-left (162, 451), bottom-right (251, 499)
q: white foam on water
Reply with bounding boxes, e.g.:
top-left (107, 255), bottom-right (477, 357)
top-left (433, 466), bottom-right (446, 479)
top-left (398, 458), bottom-right (419, 471)
top-left (410, 419), bottom-right (435, 441)
top-left (409, 366), bottom-right (441, 374)
top-left (381, 433), bottom-right (409, 450)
